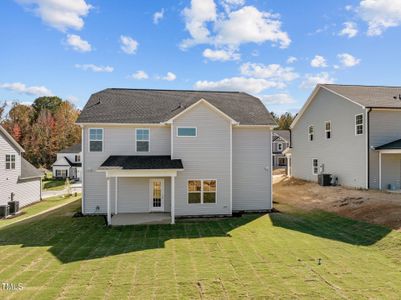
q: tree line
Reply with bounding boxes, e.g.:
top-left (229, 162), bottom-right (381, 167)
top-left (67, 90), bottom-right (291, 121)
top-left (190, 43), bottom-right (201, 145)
top-left (0, 97), bottom-right (81, 169)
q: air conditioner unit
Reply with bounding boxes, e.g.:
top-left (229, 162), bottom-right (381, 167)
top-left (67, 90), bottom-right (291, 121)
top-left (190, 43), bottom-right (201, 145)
top-left (8, 201), bottom-right (20, 215)
top-left (0, 205), bottom-right (10, 218)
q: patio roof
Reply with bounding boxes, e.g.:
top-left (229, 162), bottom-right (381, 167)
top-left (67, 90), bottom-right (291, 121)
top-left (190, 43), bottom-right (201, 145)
top-left (375, 139), bottom-right (401, 150)
top-left (99, 155), bottom-right (183, 170)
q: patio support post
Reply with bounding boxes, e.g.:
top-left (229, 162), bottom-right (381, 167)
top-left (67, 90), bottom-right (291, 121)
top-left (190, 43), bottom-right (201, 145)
top-left (171, 175), bottom-right (175, 224)
top-left (379, 151), bottom-right (382, 190)
top-left (115, 177), bottom-right (118, 214)
top-left (107, 177), bottom-right (111, 225)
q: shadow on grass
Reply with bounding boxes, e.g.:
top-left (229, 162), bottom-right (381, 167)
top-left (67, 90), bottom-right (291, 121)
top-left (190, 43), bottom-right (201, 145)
top-left (0, 200), bottom-right (392, 264)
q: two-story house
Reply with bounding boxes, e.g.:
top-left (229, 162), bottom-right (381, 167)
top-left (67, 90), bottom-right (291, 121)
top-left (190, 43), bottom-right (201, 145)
top-left (76, 88), bottom-right (276, 225)
top-left (287, 84), bottom-right (401, 190)
top-left (0, 125), bottom-right (42, 209)
top-left (52, 143), bottom-right (82, 181)
top-left (272, 130), bottom-right (290, 168)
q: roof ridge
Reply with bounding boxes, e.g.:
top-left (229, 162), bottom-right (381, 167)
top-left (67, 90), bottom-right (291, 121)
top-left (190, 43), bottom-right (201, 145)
top-left (104, 88), bottom-right (243, 94)
top-left (322, 83), bottom-right (401, 89)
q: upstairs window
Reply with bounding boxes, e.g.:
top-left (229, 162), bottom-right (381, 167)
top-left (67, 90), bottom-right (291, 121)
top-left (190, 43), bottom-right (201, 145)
top-left (188, 179), bottom-right (217, 204)
top-left (325, 121), bottom-right (332, 139)
top-left (177, 127), bottom-right (197, 137)
top-left (312, 159), bottom-right (319, 175)
top-left (75, 155), bottom-right (81, 162)
top-left (136, 128), bottom-right (150, 152)
top-left (308, 126), bottom-right (314, 141)
top-left (89, 128), bottom-right (103, 152)
top-left (355, 114), bottom-right (363, 135)
top-left (5, 154), bottom-right (16, 170)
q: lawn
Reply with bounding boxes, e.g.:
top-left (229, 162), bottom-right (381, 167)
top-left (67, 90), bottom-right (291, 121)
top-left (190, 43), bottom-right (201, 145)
top-left (0, 200), bottom-right (400, 299)
top-left (42, 172), bottom-right (66, 191)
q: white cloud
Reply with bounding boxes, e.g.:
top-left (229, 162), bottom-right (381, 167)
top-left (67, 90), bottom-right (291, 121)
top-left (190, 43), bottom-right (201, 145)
top-left (0, 82), bottom-right (52, 96)
top-left (240, 63), bottom-right (299, 82)
top-left (358, 0), bottom-right (401, 36)
top-left (16, 0), bottom-right (92, 32)
top-left (260, 93), bottom-right (296, 105)
top-left (66, 34), bottom-right (91, 52)
top-left (120, 35), bottom-right (138, 54)
top-left (221, 0), bottom-right (245, 12)
top-left (339, 22), bottom-right (358, 38)
top-left (153, 8), bottom-right (164, 24)
top-left (300, 72), bottom-right (335, 89)
top-left (345, 5), bottom-right (353, 11)
top-left (286, 56), bottom-right (297, 64)
top-left (75, 64), bottom-right (113, 72)
top-left (337, 53), bottom-right (361, 67)
top-left (130, 70), bottom-right (149, 80)
top-left (194, 77), bottom-right (284, 94)
top-left (181, 1), bottom-right (290, 49)
top-left (203, 48), bottom-right (240, 61)
top-left (162, 72), bottom-right (177, 81)
top-left (310, 55), bottom-right (328, 68)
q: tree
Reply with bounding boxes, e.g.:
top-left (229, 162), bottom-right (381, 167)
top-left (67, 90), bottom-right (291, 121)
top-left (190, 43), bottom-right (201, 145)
top-left (2, 103), bottom-right (33, 144)
top-left (32, 96), bottom-right (62, 120)
top-left (271, 112), bottom-right (295, 130)
top-left (0, 101), bottom-right (6, 122)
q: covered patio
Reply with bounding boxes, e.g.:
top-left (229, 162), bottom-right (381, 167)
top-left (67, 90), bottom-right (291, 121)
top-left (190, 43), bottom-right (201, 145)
top-left (97, 155), bottom-right (184, 226)
top-left (376, 139), bottom-right (401, 191)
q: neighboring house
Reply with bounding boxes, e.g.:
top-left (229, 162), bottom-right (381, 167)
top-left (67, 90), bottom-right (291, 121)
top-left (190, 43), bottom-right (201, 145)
top-left (272, 130), bottom-right (290, 168)
top-left (52, 144), bottom-right (82, 181)
top-left (287, 84), bottom-right (401, 190)
top-left (76, 88), bottom-right (276, 225)
top-left (0, 125), bottom-right (42, 208)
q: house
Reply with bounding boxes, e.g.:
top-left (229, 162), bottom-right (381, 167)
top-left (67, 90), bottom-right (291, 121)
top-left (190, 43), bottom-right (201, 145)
top-left (272, 130), bottom-right (290, 168)
top-left (76, 88), bottom-right (276, 225)
top-left (287, 84), bottom-right (401, 190)
top-left (52, 144), bottom-right (82, 181)
top-left (0, 125), bottom-right (42, 208)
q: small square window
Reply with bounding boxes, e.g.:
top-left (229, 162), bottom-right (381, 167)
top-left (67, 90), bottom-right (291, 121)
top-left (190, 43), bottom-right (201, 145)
top-left (177, 127), bottom-right (197, 137)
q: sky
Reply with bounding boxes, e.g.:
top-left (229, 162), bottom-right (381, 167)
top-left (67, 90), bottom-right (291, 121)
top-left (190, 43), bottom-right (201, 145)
top-left (1, 0), bottom-right (401, 115)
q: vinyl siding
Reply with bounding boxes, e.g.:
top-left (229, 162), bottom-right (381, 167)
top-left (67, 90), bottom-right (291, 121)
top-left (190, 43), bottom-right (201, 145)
top-left (82, 125), bottom-right (171, 214)
top-left (380, 154), bottom-right (401, 189)
top-left (369, 110), bottom-right (401, 189)
top-left (14, 179), bottom-right (41, 207)
top-left (232, 127), bottom-right (272, 211)
top-left (291, 88), bottom-right (367, 188)
top-left (172, 102), bottom-right (231, 216)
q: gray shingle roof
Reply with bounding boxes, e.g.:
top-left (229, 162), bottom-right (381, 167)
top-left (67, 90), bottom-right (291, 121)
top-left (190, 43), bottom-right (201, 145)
top-left (375, 139), bottom-right (401, 150)
top-left (59, 143), bottom-right (81, 153)
top-left (273, 130), bottom-right (291, 143)
top-left (322, 84), bottom-right (401, 108)
top-left (76, 88), bottom-right (276, 125)
top-left (64, 157), bottom-right (82, 167)
top-left (20, 158), bottom-right (43, 179)
top-left (99, 155), bottom-right (184, 170)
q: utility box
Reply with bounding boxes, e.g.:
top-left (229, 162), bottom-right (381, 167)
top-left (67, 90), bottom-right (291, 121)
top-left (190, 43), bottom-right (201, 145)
top-left (318, 174), bottom-right (332, 186)
top-left (0, 205), bottom-right (10, 218)
top-left (8, 201), bottom-right (20, 214)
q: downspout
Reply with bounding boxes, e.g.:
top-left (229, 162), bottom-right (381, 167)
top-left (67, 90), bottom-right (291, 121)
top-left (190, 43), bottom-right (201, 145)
top-left (367, 108), bottom-right (372, 189)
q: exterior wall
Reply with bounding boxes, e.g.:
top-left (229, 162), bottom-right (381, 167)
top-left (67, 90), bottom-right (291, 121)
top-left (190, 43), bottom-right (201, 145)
top-left (14, 179), bottom-right (42, 207)
top-left (82, 125), bottom-right (171, 214)
top-left (369, 110), bottom-right (401, 189)
top-left (232, 127), bottom-right (272, 211)
top-left (380, 154), bottom-right (401, 190)
top-left (52, 166), bottom-right (69, 178)
top-left (291, 88), bottom-right (367, 188)
top-left (273, 154), bottom-right (287, 168)
top-left (172, 102), bottom-right (231, 216)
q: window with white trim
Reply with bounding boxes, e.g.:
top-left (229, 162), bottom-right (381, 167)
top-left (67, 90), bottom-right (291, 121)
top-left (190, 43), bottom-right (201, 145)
top-left (136, 128), bottom-right (150, 152)
top-left (355, 114), bottom-right (363, 135)
top-left (89, 128), bottom-right (103, 152)
top-left (277, 143), bottom-right (283, 151)
top-left (325, 121), bottom-right (332, 139)
top-left (188, 180), bottom-right (216, 204)
top-left (177, 127), bottom-right (197, 137)
top-left (312, 159), bottom-right (319, 175)
top-left (5, 154), bottom-right (16, 170)
top-left (308, 126), bottom-right (314, 141)
top-left (75, 155), bottom-right (81, 162)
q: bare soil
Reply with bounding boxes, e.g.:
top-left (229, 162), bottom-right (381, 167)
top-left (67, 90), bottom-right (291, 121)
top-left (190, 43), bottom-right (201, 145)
top-left (273, 175), bottom-right (401, 231)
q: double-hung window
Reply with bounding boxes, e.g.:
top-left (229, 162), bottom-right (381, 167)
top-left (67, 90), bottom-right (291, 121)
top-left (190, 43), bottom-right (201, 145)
top-left (188, 180), bottom-right (217, 204)
top-left (308, 126), bottom-right (314, 141)
top-left (177, 127), bottom-right (197, 137)
top-left (355, 114), bottom-right (363, 135)
top-left (325, 121), bottom-right (332, 139)
top-left (89, 128), bottom-right (103, 152)
top-left (312, 159), bottom-right (319, 175)
top-left (75, 155), bottom-right (81, 162)
top-left (5, 154), bottom-right (16, 170)
top-left (136, 128), bottom-right (150, 152)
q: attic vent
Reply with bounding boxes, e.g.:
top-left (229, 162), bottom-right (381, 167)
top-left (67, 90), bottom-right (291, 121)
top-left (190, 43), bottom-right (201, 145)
top-left (171, 103), bottom-right (185, 112)
top-left (393, 94), bottom-right (401, 100)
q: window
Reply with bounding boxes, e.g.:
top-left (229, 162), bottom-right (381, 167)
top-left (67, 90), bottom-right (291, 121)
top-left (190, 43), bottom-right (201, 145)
top-left (308, 126), bottom-right (314, 141)
top-left (89, 128), bottom-right (103, 152)
top-left (278, 157), bottom-right (287, 166)
top-left (5, 154), bottom-right (16, 170)
top-left (177, 127), bottom-right (197, 137)
top-left (355, 114), bottom-right (363, 135)
top-left (277, 143), bottom-right (284, 151)
top-left (136, 128), bottom-right (150, 152)
top-left (75, 155), bottom-right (81, 162)
top-left (188, 179), bottom-right (217, 204)
top-left (325, 121), bottom-right (332, 139)
top-left (312, 159), bottom-right (319, 175)
top-left (56, 170), bottom-right (67, 178)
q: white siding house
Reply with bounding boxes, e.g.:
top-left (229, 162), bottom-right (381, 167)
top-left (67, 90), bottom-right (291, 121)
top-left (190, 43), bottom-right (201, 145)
top-left (77, 89), bottom-right (276, 225)
top-left (52, 143), bottom-right (82, 181)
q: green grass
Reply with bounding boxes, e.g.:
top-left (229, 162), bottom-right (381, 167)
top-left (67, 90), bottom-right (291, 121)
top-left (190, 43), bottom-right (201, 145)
top-left (42, 178), bottom-right (66, 191)
top-left (0, 201), bottom-right (400, 299)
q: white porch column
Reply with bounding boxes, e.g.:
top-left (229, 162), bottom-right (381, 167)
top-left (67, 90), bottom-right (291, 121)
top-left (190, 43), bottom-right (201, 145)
top-left (379, 151), bottom-right (382, 190)
top-left (107, 177), bottom-right (111, 225)
top-left (115, 177), bottom-right (118, 214)
top-left (171, 176), bottom-right (175, 224)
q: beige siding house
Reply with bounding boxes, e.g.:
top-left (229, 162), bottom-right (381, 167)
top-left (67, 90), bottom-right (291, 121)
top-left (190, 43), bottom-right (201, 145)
top-left (77, 89), bottom-right (276, 225)
top-left (288, 84), bottom-right (401, 190)
top-left (0, 126), bottom-right (42, 210)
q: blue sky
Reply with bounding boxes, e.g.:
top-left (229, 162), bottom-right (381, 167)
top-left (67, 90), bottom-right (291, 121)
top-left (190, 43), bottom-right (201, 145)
top-left (1, 0), bottom-right (401, 114)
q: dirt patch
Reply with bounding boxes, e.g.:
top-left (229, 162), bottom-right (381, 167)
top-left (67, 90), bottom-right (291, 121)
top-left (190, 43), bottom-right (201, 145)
top-left (273, 175), bottom-right (401, 231)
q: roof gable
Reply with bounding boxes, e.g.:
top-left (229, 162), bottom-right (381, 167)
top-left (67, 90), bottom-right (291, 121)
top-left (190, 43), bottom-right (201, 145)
top-left (0, 125), bottom-right (24, 153)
